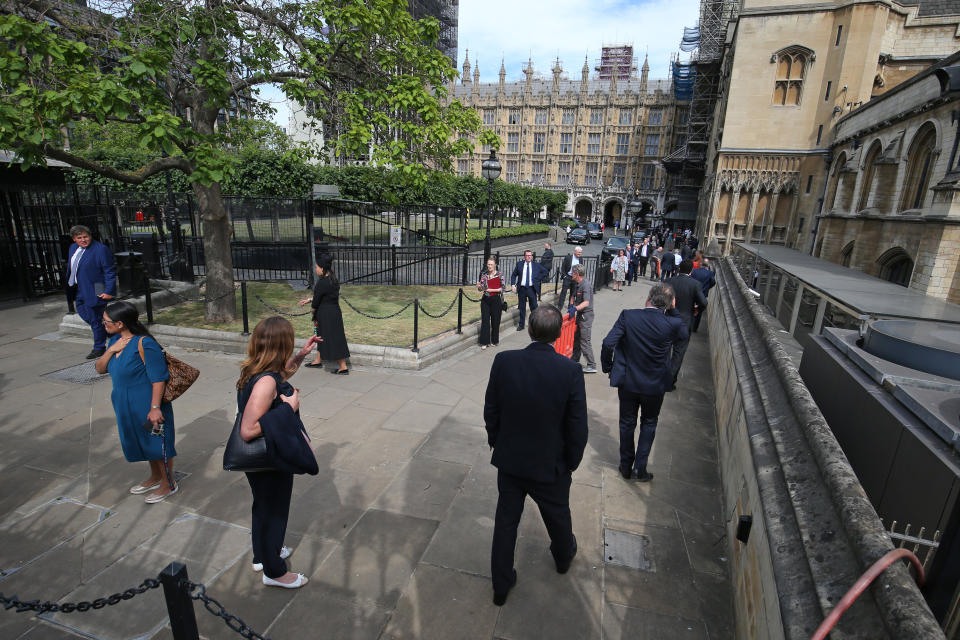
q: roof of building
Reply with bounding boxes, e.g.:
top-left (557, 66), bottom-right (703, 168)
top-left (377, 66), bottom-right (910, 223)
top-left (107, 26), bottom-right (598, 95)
top-left (736, 243), bottom-right (960, 324)
top-left (897, 0), bottom-right (960, 18)
top-left (450, 77), bottom-right (672, 101)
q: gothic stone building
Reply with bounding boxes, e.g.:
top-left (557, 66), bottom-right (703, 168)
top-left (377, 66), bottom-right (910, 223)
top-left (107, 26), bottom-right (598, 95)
top-left (696, 0), bottom-right (960, 301)
top-left (451, 53), bottom-right (689, 226)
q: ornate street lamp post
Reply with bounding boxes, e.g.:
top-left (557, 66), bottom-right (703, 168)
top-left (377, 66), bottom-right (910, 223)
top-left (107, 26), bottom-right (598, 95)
top-left (480, 149), bottom-right (502, 263)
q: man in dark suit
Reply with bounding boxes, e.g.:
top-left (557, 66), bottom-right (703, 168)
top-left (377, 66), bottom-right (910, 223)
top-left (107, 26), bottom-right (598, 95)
top-left (659, 248), bottom-right (676, 281)
top-left (601, 283), bottom-right (687, 480)
top-left (690, 259), bottom-right (716, 333)
top-left (665, 259), bottom-right (708, 388)
top-left (65, 225), bottom-right (117, 358)
top-left (510, 250), bottom-right (548, 330)
top-left (539, 242), bottom-right (555, 300)
top-left (484, 304), bottom-right (588, 606)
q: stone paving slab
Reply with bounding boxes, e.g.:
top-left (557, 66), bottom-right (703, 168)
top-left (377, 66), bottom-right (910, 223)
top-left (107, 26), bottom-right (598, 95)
top-left (0, 282), bottom-right (733, 640)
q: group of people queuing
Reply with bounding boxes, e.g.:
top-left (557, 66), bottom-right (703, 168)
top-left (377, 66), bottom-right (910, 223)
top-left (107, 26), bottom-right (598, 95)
top-left (482, 232), bottom-right (715, 605)
top-left (67, 224), bottom-right (349, 589)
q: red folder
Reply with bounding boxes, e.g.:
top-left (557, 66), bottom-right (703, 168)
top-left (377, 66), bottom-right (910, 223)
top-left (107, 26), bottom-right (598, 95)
top-left (486, 276), bottom-right (501, 290)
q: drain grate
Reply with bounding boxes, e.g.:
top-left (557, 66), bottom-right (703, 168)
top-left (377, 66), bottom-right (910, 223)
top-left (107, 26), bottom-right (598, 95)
top-left (44, 361), bottom-right (110, 385)
top-left (603, 528), bottom-right (654, 571)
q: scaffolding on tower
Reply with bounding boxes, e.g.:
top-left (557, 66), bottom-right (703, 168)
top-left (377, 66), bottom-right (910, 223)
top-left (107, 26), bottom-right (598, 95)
top-left (661, 0), bottom-right (740, 218)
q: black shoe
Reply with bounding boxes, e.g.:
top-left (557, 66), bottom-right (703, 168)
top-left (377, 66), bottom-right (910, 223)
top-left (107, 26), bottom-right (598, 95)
top-left (636, 471), bottom-right (654, 483)
top-left (493, 570), bottom-right (517, 606)
top-left (304, 362), bottom-right (323, 368)
top-left (619, 466), bottom-right (632, 480)
top-left (516, 325), bottom-right (524, 331)
top-left (86, 349), bottom-right (105, 359)
top-left (555, 536), bottom-right (578, 574)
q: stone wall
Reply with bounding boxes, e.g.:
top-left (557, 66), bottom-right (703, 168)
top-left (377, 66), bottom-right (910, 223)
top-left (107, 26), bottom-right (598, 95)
top-left (708, 256), bottom-right (944, 639)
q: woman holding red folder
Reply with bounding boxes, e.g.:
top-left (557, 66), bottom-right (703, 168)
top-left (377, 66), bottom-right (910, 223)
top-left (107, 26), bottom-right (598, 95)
top-left (477, 257), bottom-right (504, 350)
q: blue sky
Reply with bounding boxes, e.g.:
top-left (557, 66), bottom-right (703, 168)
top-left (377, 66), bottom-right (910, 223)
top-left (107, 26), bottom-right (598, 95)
top-left (267, 0), bottom-right (700, 127)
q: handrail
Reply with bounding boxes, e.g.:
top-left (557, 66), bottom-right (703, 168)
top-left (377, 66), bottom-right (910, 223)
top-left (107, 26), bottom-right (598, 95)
top-left (810, 549), bottom-right (925, 640)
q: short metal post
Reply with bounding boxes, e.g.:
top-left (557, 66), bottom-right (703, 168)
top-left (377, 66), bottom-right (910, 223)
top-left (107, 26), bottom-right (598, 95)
top-left (160, 562), bottom-right (200, 640)
top-left (143, 271), bottom-right (154, 324)
top-left (240, 282), bottom-right (250, 336)
top-left (412, 298), bottom-right (419, 353)
top-left (456, 288), bottom-right (463, 334)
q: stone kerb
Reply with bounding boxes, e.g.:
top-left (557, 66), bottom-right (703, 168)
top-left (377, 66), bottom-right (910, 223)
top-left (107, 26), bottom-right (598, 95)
top-left (59, 292), bottom-right (560, 370)
top-left (710, 257), bottom-right (944, 639)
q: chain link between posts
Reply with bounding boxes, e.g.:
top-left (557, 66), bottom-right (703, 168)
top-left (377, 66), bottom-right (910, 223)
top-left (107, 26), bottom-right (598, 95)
top-left (249, 291), bottom-right (312, 317)
top-left (0, 578), bottom-right (160, 614)
top-left (417, 293), bottom-right (459, 319)
top-left (339, 295), bottom-right (415, 320)
top-left (187, 581), bottom-right (270, 640)
top-left (151, 280), bottom-right (239, 304)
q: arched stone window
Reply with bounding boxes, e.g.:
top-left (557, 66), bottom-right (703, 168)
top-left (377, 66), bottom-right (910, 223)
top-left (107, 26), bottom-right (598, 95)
top-left (840, 241), bottom-right (854, 268)
top-left (877, 247), bottom-right (913, 287)
top-left (856, 141), bottom-right (883, 212)
top-left (899, 124), bottom-right (938, 212)
top-left (772, 46), bottom-right (813, 106)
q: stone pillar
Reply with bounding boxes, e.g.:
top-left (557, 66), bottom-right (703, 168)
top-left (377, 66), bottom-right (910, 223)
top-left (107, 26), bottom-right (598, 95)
top-left (725, 189), bottom-right (741, 255)
top-left (743, 191), bottom-right (761, 243)
top-left (782, 193), bottom-right (801, 244)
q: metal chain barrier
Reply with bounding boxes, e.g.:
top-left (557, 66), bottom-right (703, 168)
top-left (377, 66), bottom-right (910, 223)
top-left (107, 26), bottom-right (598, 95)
top-left (461, 290), bottom-right (483, 303)
top-left (187, 581), bottom-right (269, 640)
top-left (250, 291), bottom-right (312, 317)
top-left (417, 292), bottom-right (459, 319)
top-left (0, 578), bottom-right (160, 614)
top-left (151, 280), bottom-right (239, 305)
top-left (340, 295), bottom-right (415, 320)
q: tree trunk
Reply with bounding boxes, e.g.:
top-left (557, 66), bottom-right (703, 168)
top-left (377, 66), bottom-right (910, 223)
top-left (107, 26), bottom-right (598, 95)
top-left (194, 181), bottom-right (237, 322)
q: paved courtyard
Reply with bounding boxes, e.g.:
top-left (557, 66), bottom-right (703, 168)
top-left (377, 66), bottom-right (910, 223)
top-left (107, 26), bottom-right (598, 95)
top-left (0, 277), bottom-right (733, 640)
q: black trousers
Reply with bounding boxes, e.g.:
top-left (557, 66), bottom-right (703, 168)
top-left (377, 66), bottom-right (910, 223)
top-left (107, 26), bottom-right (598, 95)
top-left (559, 276), bottom-right (578, 307)
top-left (637, 257), bottom-right (648, 278)
top-left (478, 295), bottom-right (502, 346)
top-left (492, 470), bottom-right (576, 594)
top-left (516, 285), bottom-right (537, 328)
top-left (246, 470), bottom-right (294, 578)
top-left (670, 330), bottom-right (691, 382)
top-left (617, 388), bottom-right (664, 475)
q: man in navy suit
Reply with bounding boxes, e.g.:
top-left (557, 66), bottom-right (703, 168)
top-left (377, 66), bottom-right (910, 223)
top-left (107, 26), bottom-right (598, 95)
top-left (484, 304), bottom-right (588, 606)
top-left (665, 260), bottom-right (708, 387)
top-left (65, 225), bottom-right (117, 358)
top-left (601, 283), bottom-right (687, 481)
top-left (510, 250), bottom-right (548, 331)
top-left (690, 259), bottom-right (716, 333)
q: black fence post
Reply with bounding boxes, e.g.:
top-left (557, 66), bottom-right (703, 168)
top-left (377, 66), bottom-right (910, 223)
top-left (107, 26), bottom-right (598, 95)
top-left (391, 246), bottom-right (397, 286)
top-left (143, 271), bottom-right (154, 324)
top-left (456, 288), bottom-right (463, 334)
top-left (240, 282), bottom-right (250, 336)
top-left (412, 298), bottom-right (419, 353)
top-left (554, 267), bottom-right (560, 295)
top-left (461, 248), bottom-right (469, 286)
top-left (160, 562), bottom-right (200, 640)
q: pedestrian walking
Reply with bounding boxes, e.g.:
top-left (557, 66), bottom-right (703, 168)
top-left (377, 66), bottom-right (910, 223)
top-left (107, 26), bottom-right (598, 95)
top-left (477, 257), bottom-right (504, 349)
top-left (690, 259), bottom-right (716, 333)
top-left (510, 250), bottom-right (548, 331)
top-left (94, 301), bottom-right (178, 503)
top-left (235, 317), bottom-right (321, 589)
top-left (66, 225), bottom-right (116, 359)
top-left (660, 248), bottom-right (676, 281)
top-left (601, 283), bottom-right (687, 481)
top-left (664, 260), bottom-right (708, 389)
top-left (484, 305), bottom-right (587, 606)
top-left (539, 242), bottom-right (555, 299)
top-left (610, 250), bottom-right (628, 292)
top-left (637, 239), bottom-right (650, 278)
top-left (559, 246), bottom-right (584, 307)
top-left (299, 255), bottom-right (349, 374)
top-left (569, 264), bottom-right (597, 373)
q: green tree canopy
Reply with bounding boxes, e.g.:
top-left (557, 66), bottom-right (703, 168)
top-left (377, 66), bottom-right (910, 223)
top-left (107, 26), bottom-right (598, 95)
top-left (0, 0), bottom-right (485, 320)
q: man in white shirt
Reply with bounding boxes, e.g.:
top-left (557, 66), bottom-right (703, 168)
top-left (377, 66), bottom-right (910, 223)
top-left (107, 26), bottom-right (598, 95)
top-left (559, 246), bottom-right (583, 305)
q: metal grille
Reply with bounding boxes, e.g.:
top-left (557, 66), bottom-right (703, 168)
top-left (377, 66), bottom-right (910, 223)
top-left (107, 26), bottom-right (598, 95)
top-left (603, 528), bottom-right (653, 571)
top-left (44, 361), bottom-right (110, 385)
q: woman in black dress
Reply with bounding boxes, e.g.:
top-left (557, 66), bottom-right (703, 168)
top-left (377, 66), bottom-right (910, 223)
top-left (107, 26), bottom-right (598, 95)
top-left (299, 255), bottom-right (350, 374)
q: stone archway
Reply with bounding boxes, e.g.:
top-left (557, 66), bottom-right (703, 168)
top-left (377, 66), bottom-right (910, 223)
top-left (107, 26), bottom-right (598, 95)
top-left (603, 199), bottom-right (624, 227)
top-left (574, 199), bottom-right (593, 222)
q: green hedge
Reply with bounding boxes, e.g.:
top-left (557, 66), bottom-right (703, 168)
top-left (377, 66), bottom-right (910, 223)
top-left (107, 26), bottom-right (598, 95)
top-left (465, 224), bottom-right (549, 243)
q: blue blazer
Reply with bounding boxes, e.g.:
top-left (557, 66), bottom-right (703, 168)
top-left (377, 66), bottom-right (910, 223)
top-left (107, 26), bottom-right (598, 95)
top-left (484, 342), bottom-right (588, 482)
top-left (691, 267), bottom-right (717, 297)
top-left (600, 307), bottom-right (688, 395)
top-left (66, 240), bottom-right (116, 303)
top-left (510, 260), bottom-right (548, 287)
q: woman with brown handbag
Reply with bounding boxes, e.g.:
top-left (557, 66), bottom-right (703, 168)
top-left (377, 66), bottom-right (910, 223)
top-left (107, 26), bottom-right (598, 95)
top-left (94, 301), bottom-right (178, 504)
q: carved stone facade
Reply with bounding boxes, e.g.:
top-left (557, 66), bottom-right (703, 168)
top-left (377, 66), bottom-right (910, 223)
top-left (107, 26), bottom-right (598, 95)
top-left (696, 0), bottom-right (960, 259)
top-left (450, 54), bottom-right (688, 225)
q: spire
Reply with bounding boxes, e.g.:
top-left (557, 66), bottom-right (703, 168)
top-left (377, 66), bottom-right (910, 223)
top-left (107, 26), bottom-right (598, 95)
top-left (499, 57), bottom-right (506, 95)
top-left (640, 52), bottom-right (650, 91)
top-left (552, 57), bottom-right (563, 93)
top-left (473, 59), bottom-right (480, 85)
top-left (524, 56), bottom-right (534, 94)
top-left (462, 49), bottom-right (471, 85)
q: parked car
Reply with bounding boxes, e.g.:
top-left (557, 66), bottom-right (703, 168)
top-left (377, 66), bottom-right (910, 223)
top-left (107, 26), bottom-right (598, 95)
top-left (586, 222), bottom-right (603, 239)
top-left (566, 228), bottom-right (590, 245)
top-left (601, 236), bottom-right (630, 261)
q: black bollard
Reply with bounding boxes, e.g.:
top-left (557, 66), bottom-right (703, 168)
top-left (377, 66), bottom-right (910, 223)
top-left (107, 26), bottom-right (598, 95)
top-left (456, 288), bottom-right (463, 334)
top-left (159, 562), bottom-right (200, 640)
top-left (412, 298), bottom-right (419, 353)
top-left (240, 282), bottom-right (250, 336)
top-left (143, 272), bottom-right (154, 324)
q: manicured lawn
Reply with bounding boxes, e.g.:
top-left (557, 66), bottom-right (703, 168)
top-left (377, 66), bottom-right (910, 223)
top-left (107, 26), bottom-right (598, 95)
top-left (153, 282), bottom-right (487, 347)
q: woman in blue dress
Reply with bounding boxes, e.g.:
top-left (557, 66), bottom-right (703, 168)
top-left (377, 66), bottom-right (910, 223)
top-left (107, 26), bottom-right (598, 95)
top-left (94, 301), bottom-right (178, 503)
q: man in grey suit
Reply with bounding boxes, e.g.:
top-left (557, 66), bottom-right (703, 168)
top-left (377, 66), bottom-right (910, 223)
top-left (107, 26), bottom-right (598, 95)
top-left (665, 259), bottom-right (708, 390)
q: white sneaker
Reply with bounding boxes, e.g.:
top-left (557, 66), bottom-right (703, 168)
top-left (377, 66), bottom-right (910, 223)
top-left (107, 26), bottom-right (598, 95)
top-left (252, 546), bottom-right (291, 572)
top-left (583, 366), bottom-right (597, 374)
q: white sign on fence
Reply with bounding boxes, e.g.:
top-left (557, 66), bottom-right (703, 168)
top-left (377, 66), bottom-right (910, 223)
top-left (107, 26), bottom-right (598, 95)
top-left (390, 225), bottom-right (402, 247)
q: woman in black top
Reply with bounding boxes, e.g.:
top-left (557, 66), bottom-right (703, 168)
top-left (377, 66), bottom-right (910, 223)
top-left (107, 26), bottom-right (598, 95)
top-left (299, 254), bottom-right (350, 374)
